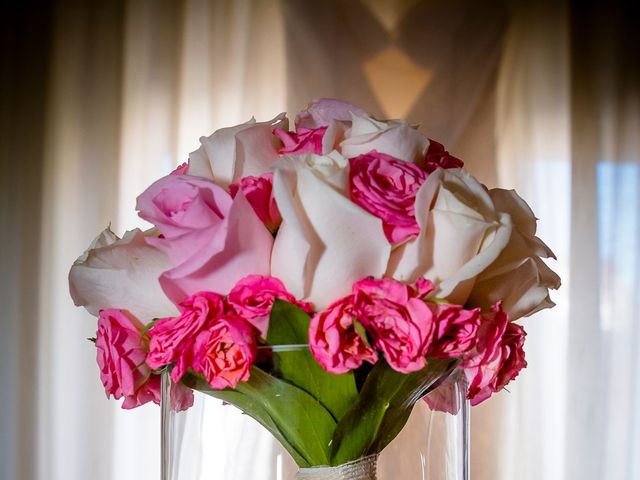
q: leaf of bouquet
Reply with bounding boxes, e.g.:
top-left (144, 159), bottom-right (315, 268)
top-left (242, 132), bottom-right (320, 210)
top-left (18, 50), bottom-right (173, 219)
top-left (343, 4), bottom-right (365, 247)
top-left (184, 375), bottom-right (309, 467)
top-left (266, 299), bottom-right (358, 421)
top-left (329, 358), bottom-right (455, 465)
top-left (184, 366), bottom-right (337, 466)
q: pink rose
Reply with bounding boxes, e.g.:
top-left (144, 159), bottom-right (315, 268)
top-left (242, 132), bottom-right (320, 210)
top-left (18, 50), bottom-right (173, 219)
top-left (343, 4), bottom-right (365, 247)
top-left (226, 275), bottom-right (313, 336)
top-left (146, 292), bottom-right (226, 382)
top-left (495, 322), bottom-right (527, 386)
top-left (428, 304), bottom-right (481, 359)
top-left (353, 277), bottom-right (435, 373)
top-left (136, 174), bottom-right (273, 303)
top-left (414, 277), bottom-right (436, 297)
top-left (170, 379), bottom-right (195, 412)
top-left (191, 315), bottom-right (257, 389)
top-left (462, 304), bottom-right (527, 405)
top-left (274, 127), bottom-right (327, 155)
top-left (95, 309), bottom-right (160, 409)
top-left (229, 173), bottom-right (282, 231)
top-left (125, 375), bottom-right (161, 410)
top-left (423, 140), bottom-right (464, 173)
top-left (423, 371), bottom-right (464, 415)
top-left (349, 151), bottom-right (427, 243)
top-left (295, 98), bottom-right (368, 129)
top-left (309, 295), bottom-right (378, 374)
top-left (171, 162), bottom-right (189, 175)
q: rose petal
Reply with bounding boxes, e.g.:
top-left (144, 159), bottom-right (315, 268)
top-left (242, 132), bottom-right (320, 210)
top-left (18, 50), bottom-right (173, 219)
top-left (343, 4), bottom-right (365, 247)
top-left (271, 158), bottom-right (391, 308)
top-left (341, 113), bottom-right (429, 164)
top-left (295, 98), bottom-right (368, 129)
top-left (188, 113), bottom-right (288, 187)
top-left (388, 169), bottom-right (512, 305)
top-left (159, 192), bottom-right (274, 303)
top-left (69, 228), bottom-right (178, 320)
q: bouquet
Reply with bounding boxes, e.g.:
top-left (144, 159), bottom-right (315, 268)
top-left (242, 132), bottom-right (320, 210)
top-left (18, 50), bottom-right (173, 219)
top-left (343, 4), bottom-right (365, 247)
top-left (69, 98), bottom-right (560, 477)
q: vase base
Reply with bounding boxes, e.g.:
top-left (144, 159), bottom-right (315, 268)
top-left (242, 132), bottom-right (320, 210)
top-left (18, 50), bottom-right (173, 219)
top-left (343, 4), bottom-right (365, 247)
top-left (295, 454), bottom-right (378, 480)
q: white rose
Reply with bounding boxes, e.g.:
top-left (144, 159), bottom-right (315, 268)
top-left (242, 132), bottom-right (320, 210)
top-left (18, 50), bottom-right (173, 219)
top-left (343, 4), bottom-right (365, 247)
top-left (465, 189), bottom-right (561, 320)
top-left (188, 113), bottom-right (288, 187)
top-left (340, 113), bottom-right (429, 164)
top-left (387, 168), bottom-right (512, 305)
top-left (69, 227), bottom-right (178, 321)
top-left (270, 153), bottom-right (391, 308)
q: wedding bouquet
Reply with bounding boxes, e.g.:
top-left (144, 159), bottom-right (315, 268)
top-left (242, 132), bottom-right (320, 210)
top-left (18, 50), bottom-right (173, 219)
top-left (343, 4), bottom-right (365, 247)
top-left (69, 98), bottom-right (560, 475)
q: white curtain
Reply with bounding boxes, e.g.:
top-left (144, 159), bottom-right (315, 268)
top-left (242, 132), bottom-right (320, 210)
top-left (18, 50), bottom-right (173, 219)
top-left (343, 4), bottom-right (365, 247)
top-left (1, 1), bottom-right (638, 479)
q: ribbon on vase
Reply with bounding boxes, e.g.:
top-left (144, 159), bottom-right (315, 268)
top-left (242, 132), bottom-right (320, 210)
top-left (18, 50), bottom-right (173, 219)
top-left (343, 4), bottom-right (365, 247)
top-left (295, 455), bottom-right (378, 480)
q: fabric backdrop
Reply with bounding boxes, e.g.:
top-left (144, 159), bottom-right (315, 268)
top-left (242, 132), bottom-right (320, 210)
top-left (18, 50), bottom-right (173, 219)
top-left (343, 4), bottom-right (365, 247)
top-left (1, 0), bottom-right (638, 479)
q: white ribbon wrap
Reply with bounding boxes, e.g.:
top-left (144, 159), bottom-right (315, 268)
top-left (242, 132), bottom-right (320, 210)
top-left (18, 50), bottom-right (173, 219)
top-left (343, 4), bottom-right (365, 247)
top-left (295, 455), bottom-right (378, 480)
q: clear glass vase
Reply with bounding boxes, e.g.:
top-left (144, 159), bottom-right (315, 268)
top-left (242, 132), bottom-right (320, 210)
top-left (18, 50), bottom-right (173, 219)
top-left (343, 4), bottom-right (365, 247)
top-left (161, 347), bottom-right (470, 480)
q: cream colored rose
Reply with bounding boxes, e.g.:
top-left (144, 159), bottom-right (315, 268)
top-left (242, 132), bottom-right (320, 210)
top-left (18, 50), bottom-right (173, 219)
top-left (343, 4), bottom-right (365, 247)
top-left (270, 153), bottom-right (391, 309)
top-left (465, 189), bottom-right (560, 320)
top-left (69, 227), bottom-right (178, 321)
top-left (387, 168), bottom-right (512, 305)
top-left (188, 113), bottom-right (288, 187)
top-left (340, 113), bottom-right (429, 164)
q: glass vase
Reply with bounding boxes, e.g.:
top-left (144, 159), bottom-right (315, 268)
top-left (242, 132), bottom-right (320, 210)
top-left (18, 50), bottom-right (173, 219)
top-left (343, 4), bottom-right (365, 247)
top-left (161, 347), bottom-right (470, 480)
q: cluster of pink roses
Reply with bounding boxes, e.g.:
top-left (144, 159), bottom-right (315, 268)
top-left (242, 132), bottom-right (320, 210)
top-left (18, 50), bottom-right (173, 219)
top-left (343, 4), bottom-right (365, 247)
top-left (146, 275), bottom-right (311, 388)
top-left (94, 271), bottom-right (525, 409)
top-left (308, 276), bottom-right (526, 405)
top-left (69, 98), bottom-right (558, 411)
top-left (93, 275), bottom-right (310, 409)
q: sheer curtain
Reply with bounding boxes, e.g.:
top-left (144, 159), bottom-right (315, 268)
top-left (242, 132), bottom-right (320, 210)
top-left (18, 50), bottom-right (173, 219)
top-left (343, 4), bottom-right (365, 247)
top-left (1, 1), bottom-right (638, 479)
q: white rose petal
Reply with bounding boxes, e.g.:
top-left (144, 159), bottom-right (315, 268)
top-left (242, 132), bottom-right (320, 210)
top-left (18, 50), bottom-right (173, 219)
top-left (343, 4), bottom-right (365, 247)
top-left (466, 188), bottom-right (561, 319)
top-left (188, 113), bottom-right (288, 187)
top-left (271, 155), bottom-right (391, 308)
top-left (388, 168), bottom-right (512, 305)
top-left (340, 112), bottom-right (429, 164)
top-left (69, 227), bottom-right (179, 321)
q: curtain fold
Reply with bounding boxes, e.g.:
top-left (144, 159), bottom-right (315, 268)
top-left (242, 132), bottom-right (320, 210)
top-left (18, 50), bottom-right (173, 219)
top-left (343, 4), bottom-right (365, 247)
top-left (567, 2), bottom-right (640, 479)
top-left (0, 2), bottom-right (52, 479)
top-left (37, 2), bottom-right (126, 479)
top-left (494, 2), bottom-right (571, 479)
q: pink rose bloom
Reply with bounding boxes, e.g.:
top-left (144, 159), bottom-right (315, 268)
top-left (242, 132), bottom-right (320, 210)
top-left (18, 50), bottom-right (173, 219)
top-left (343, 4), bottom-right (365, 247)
top-left (462, 304), bottom-right (527, 405)
top-left (171, 162), bottom-right (189, 175)
top-left (309, 295), bottom-right (378, 374)
top-left (274, 127), bottom-right (327, 155)
top-left (423, 372), bottom-right (463, 415)
top-left (191, 315), bottom-right (257, 389)
top-left (136, 174), bottom-right (273, 303)
top-left (414, 277), bottom-right (435, 297)
top-left (349, 151), bottom-right (428, 243)
top-left (493, 321), bottom-right (527, 391)
top-left (146, 291), bottom-right (225, 382)
top-left (295, 98), bottom-right (368, 129)
top-left (226, 275), bottom-right (313, 336)
top-left (428, 304), bottom-right (481, 359)
top-left (353, 277), bottom-right (435, 373)
top-left (96, 309), bottom-right (160, 409)
top-left (229, 173), bottom-right (282, 231)
top-left (170, 380), bottom-right (195, 412)
top-left (424, 140), bottom-right (464, 173)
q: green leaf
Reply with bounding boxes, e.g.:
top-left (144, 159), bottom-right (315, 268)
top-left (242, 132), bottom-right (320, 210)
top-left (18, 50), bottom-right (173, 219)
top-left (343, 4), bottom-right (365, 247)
top-left (266, 299), bottom-right (358, 421)
top-left (185, 366), bottom-right (337, 467)
top-left (353, 319), bottom-right (371, 348)
top-left (183, 374), bottom-right (308, 466)
top-left (329, 358), bottom-right (456, 465)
